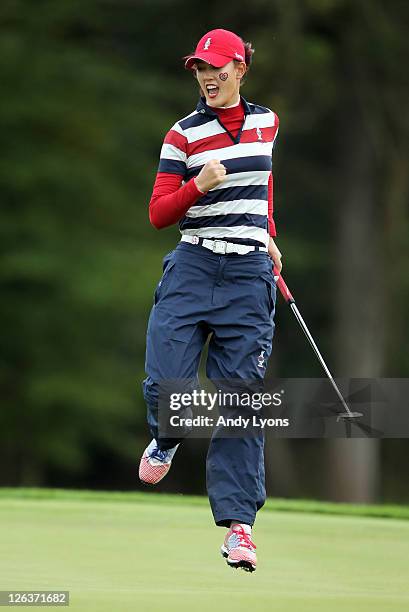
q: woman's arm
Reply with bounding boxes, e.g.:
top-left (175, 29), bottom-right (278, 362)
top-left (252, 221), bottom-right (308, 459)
top-left (267, 171), bottom-right (282, 272)
top-left (149, 123), bottom-right (204, 229)
top-left (149, 161), bottom-right (227, 229)
top-left (149, 173), bottom-right (204, 229)
top-left (267, 172), bottom-right (276, 238)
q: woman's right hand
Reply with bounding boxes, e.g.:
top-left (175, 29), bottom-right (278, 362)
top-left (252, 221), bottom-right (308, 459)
top-left (194, 159), bottom-right (227, 192)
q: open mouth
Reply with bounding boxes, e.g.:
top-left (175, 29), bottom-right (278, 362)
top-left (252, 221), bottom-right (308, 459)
top-left (206, 84), bottom-right (219, 99)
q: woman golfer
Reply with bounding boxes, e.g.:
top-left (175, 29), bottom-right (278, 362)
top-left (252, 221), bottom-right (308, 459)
top-left (139, 29), bottom-right (282, 572)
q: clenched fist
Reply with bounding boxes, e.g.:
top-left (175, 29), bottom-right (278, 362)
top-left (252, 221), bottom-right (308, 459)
top-left (194, 159), bottom-right (227, 192)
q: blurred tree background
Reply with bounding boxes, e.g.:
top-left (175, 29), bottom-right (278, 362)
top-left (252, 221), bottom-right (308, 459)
top-left (1, 0), bottom-right (408, 501)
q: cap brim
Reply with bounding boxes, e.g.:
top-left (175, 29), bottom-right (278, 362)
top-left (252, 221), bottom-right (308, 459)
top-left (184, 52), bottom-right (231, 70)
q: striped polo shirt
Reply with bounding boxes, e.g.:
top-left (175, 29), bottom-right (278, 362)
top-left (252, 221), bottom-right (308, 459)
top-left (158, 96), bottom-right (279, 248)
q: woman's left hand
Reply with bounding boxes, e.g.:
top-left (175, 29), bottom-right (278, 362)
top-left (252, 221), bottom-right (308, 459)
top-left (268, 237), bottom-right (282, 273)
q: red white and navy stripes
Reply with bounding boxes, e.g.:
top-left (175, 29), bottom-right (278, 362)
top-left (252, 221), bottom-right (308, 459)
top-left (151, 96), bottom-right (279, 246)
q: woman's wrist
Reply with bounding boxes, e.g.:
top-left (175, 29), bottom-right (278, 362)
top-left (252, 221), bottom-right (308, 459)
top-left (193, 177), bottom-right (206, 194)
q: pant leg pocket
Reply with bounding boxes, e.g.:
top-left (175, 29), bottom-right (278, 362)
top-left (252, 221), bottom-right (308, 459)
top-left (154, 252), bottom-right (177, 305)
top-left (260, 270), bottom-right (276, 316)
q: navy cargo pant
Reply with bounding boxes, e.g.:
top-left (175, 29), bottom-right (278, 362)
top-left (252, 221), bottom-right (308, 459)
top-left (142, 241), bottom-right (276, 527)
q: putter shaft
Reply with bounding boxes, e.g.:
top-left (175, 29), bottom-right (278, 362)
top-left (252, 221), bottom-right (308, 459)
top-left (273, 267), bottom-right (361, 420)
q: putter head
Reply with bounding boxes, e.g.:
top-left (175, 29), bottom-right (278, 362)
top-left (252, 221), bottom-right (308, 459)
top-left (337, 411), bottom-right (363, 422)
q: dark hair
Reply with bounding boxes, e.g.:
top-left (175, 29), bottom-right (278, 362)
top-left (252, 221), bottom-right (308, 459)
top-left (235, 40), bottom-right (254, 85)
top-left (243, 41), bottom-right (255, 68)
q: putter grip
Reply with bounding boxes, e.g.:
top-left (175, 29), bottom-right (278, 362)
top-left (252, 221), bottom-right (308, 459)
top-left (273, 266), bottom-right (295, 304)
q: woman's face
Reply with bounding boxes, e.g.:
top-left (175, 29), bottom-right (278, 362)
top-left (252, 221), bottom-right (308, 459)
top-left (194, 60), bottom-right (246, 107)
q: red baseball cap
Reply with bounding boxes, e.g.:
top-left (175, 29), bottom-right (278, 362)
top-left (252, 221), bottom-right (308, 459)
top-left (184, 29), bottom-right (245, 70)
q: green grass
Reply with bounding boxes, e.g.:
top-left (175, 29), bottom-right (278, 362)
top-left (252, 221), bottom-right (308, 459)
top-left (1, 489), bottom-right (408, 611)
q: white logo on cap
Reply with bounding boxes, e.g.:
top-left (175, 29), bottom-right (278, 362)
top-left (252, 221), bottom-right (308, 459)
top-left (204, 37), bottom-right (211, 50)
top-left (235, 52), bottom-right (244, 60)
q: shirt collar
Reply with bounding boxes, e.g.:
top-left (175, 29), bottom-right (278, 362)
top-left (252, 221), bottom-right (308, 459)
top-left (196, 95), bottom-right (252, 117)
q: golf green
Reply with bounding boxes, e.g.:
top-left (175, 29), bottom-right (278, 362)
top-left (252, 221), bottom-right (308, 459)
top-left (0, 490), bottom-right (408, 611)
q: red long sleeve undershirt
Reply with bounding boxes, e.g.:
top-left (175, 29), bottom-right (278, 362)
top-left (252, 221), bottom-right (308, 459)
top-left (149, 101), bottom-right (276, 237)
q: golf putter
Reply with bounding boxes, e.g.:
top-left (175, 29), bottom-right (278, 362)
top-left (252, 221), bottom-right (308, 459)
top-left (273, 266), bottom-right (362, 422)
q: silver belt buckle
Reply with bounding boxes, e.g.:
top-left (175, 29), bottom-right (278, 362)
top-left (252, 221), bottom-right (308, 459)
top-left (212, 240), bottom-right (227, 255)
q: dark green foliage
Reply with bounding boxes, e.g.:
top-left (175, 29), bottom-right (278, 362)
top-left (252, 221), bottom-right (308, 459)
top-left (0, 1), bottom-right (408, 494)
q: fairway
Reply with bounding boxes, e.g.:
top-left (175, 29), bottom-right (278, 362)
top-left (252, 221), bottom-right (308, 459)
top-left (0, 490), bottom-right (408, 612)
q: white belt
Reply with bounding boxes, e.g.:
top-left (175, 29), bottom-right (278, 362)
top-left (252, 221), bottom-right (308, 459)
top-left (181, 235), bottom-right (268, 255)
